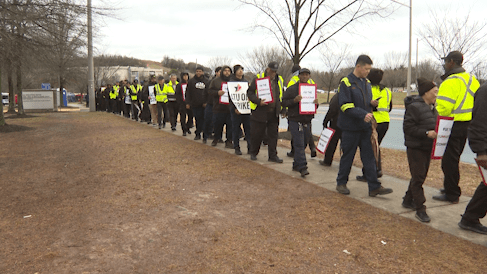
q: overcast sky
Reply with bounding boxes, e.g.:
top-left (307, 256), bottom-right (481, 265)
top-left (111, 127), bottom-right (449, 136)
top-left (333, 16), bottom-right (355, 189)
top-left (92, 0), bottom-right (486, 71)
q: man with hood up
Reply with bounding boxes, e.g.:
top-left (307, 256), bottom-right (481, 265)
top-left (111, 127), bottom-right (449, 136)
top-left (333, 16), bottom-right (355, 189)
top-left (176, 72), bottom-right (191, 136)
top-left (229, 64), bottom-right (251, 155)
top-left (186, 67), bottom-right (209, 140)
top-left (208, 65), bottom-right (233, 148)
top-left (203, 67), bottom-right (221, 143)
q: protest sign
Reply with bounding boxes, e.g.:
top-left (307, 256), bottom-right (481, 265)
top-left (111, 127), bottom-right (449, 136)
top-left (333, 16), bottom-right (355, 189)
top-left (228, 82), bottom-right (250, 114)
top-left (431, 116), bottom-right (454, 159)
top-left (255, 77), bottom-right (274, 104)
top-left (316, 128), bottom-right (336, 154)
top-left (219, 82), bottom-right (229, 104)
top-left (299, 83), bottom-right (317, 114)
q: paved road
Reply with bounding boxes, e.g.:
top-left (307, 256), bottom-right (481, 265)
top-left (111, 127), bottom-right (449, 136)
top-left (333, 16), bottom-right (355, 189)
top-left (280, 106), bottom-right (477, 164)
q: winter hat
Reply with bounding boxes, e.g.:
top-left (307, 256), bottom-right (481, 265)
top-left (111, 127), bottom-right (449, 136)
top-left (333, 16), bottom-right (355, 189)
top-left (367, 69), bottom-right (384, 86)
top-left (417, 77), bottom-right (436, 96)
top-left (233, 64), bottom-right (244, 73)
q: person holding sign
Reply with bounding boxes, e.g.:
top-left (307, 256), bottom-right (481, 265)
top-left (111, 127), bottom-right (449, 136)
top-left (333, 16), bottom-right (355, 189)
top-left (282, 68), bottom-right (319, 177)
top-left (208, 66), bottom-right (233, 148)
top-left (434, 51), bottom-right (480, 203)
top-left (176, 72), bottom-right (191, 136)
top-left (459, 83), bottom-right (487, 234)
top-left (335, 55), bottom-right (392, 197)
top-left (402, 78), bottom-right (438, 223)
top-left (229, 64), bottom-right (251, 155)
top-left (247, 61), bottom-right (285, 163)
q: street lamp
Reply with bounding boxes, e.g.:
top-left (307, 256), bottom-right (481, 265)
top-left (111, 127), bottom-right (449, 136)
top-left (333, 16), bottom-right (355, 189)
top-left (391, 0), bottom-right (412, 96)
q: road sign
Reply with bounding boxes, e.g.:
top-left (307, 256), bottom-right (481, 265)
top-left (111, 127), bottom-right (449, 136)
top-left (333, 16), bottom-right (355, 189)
top-left (41, 83), bottom-right (51, 90)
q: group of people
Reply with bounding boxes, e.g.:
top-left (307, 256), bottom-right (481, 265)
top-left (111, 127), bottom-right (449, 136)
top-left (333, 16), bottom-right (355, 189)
top-left (95, 51), bottom-right (487, 235)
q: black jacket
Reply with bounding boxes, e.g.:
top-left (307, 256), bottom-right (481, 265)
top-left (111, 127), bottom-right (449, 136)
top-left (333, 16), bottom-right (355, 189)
top-left (208, 67), bottom-right (232, 113)
top-left (186, 75), bottom-right (208, 108)
top-left (247, 72), bottom-right (284, 122)
top-left (281, 81), bottom-right (317, 123)
top-left (323, 94), bottom-right (339, 129)
top-left (403, 95), bottom-right (438, 150)
top-left (468, 83), bottom-right (487, 155)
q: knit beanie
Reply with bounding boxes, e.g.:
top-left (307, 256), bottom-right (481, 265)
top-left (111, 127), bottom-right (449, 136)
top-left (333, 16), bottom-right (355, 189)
top-left (417, 77), bottom-right (436, 96)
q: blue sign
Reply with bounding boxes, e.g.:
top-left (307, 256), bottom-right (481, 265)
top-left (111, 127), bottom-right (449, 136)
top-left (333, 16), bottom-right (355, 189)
top-left (41, 83), bottom-right (51, 90)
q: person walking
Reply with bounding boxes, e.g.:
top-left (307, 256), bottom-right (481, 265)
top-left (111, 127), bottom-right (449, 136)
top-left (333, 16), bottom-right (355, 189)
top-left (208, 65), bottom-right (233, 148)
top-left (130, 79), bottom-right (143, 121)
top-left (247, 61), bottom-right (285, 163)
top-left (335, 55), bottom-right (392, 197)
top-left (186, 67), bottom-right (209, 140)
top-left (176, 72), bottom-right (191, 136)
top-left (356, 68), bottom-right (392, 181)
top-left (165, 74), bottom-right (179, 131)
top-left (319, 92), bottom-right (341, 166)
top-left (203, 67), bottom-right (221, 143)
top-left (433, 51), bottom-right (480, 203)
top-left (282, 68), bottom-right (319, 177)
top-left (229, 64), bottom-right (251, 155)
top-left (402, 78), bottom-right (439, 222)
top-left (155, 76), bottom-right (168, 129)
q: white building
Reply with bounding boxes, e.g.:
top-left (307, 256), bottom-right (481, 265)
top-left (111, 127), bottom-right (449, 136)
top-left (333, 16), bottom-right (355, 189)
top-left (95, 66), bottom-right (167, 85)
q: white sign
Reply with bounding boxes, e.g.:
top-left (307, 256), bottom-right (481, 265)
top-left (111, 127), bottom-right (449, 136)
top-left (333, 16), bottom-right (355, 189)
top-left (316, 127), bottom-right (336, 154)
top-left (299, 83), bottom-right (317, 114)
top-left (228, 82), bottom-right (250, 114)
top-left (148, 86), bottom-right (157, 105)
top-left (431, 116), bottom-right (454, 159)
top-left (182, 83), bottom-right (187, 101)
top-left (219, 82), bottom-right (229, 104)
top-left (255, 77), bottom-right (274, 104)
top-left (125, 88), bottom-right (131, 104)
top-left (23, 90), bottom-right (56, 110)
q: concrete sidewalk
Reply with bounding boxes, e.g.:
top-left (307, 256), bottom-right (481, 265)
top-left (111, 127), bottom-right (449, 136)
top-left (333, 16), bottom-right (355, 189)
top-left (97, 109), bottom-right (487, 246)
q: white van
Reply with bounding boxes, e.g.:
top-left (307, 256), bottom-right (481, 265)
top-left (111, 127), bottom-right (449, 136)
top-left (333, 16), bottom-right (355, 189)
top-left (1, 93), bottom-right (8, 105)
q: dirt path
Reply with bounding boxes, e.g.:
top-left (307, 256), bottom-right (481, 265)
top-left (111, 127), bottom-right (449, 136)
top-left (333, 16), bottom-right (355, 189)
top-left (1, 112), bottom-right (486, 273)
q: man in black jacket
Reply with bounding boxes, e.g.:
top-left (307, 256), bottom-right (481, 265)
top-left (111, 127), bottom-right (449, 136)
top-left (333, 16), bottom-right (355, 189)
top-left (281, 68), bottom-right (319, 177)
top-left (176, 72), bottom-right (190, 136)
top-left (458, 83), bottom-right (487, 234)
top-left (186, 67), bottom-right (209, 140)
top-left (208, 66), bottom-right (233, 148)
top-left (402, 78), bottom-right (438, 223)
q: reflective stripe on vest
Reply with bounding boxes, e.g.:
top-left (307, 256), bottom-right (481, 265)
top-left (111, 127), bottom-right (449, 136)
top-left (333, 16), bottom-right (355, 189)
top-left (130, 84), bottom-right (141, 101)
top-left (249, 73), bottom-right (283, 110)
top-left (437, 72), bottom-right (479, 121)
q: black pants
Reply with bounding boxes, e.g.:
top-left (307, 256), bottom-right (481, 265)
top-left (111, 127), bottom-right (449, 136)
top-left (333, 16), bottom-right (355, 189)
top-left (323, 127), bottom-right (342, 165)
top-left (124, 104), bottom-right (131, 118)
top-left (179, 104), bottom-right (188, 133)
top-left (131, 102), bottom-right (140, 121)
top-left (462, 182), bottom-right (487, 223)
top-left (249, 113), bottom-right (279, 158)
top-left (192, 106), bottom-right (205, 136)
top-left (290, 123), bottom-right (316, 153)
top-left (186, 108), bottom-right (194, 128)
top-left (404, 147), bottom-right (432, 212)
top-left (167, 101), bottom-right (179, 129)
top-left (157, 102), bottom-right (167, 126)
top-left (442, 121), bottom-right (469, 200)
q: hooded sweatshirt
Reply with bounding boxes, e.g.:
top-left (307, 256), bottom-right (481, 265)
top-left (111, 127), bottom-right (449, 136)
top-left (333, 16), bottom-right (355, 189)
top-left (186, 73), bottom-right (209, 108)
top-left (176, 72), bottom-right (189, 105)
top-left (208, 65), bottom-right (232, 113)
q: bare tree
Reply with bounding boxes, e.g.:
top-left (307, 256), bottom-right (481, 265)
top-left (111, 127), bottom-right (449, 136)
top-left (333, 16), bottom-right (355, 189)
top-left (238, 45), bottom-right (294, 81)
top-left (418, 8), bottom-right (487, 66)
top-left (320, 43), bottom-right (350, 102)
top-left (239, 0), bottom-right (395, 65)
top-left (206, 56), bottom-right (233, 74)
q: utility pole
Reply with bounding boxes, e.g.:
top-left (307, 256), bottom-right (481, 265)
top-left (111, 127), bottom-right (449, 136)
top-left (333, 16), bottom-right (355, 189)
top-left (87, 0), bottom-right (95, 111)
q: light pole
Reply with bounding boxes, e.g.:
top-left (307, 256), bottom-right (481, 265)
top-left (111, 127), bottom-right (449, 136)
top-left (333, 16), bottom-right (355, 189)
top-left (391, 0), bottom-right (412, 96)
top-left (87, 0), bottom-right (95, 112)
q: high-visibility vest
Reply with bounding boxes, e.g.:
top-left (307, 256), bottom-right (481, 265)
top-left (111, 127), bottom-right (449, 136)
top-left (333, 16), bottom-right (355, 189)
top-left (287, 75), bottom-right (315, 88)
top-left (155, 83), bottom-right (167, 103)
top-left (130, 84), bottom-right (142, 101)
top-left (436, 72), bottom-right (480, 122)
top-left (250, 73), bottom-right (284, 111)
top-left (164, 81), bottom-right (178, 101)
top-left (109, 87), bottom-right (118, 99)
top-left (372, 85), bottom-right (391, 123)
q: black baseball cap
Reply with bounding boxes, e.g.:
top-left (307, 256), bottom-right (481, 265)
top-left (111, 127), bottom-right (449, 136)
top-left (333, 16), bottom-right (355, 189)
top-left (299, 68), bottom-right (311, 74)
top-left (441, 51), bottom-right (463, 62)
top-left (268, 61), bottom-right (279, 71)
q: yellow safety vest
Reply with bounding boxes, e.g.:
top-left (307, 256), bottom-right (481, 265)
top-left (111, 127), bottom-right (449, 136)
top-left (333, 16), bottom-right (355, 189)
top-left (287, 75), bottom-right (315, 88)
top-left (436, 72), bottom-right (480, 121)
top-left (109, 87), bottom-right (118, 99)
top-left (155, 83), bottom-right (167, 103)
top-left (164, 81), bottom-right (178, 101)
top-left (130, 84), bottom-right (142, 101)
top-left (372, 85), bottom-right (391, 123)
top-left (250, 73), bottom-right (284, 111)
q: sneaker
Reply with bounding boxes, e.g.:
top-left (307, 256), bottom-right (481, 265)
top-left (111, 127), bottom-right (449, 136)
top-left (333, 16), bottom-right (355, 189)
top-left (300, 169), bottom-right (310, 177)
top-left (194, 134), bottom-right (201, 140)
top-left (432, 194), bottom-right (459, 204)
top-left (268, 157), bottom-right (283, 163)
top-left (235, 148), bottom-right (242, 155)
top-left (211, 139), bottom-right (218, 146)
top-left (377, 170), bottom-right (383, 178)
top-left (182, 132), bottom-right (187, 136)
top-left (287, 151), bottom-right (294, 157)
top-left (162, 123), bottom-right (166, 128)
top-left (458, 219), bottom-right (487, 234)
top-left (250, 154), bottom-right (257, 161)
top-left (356, 175), bottom-right (367, 182)
top-left (187, 130), bottom-right (191, 134)
top-left (402, 200), bottom-right (415, 210)
top-left (415, 211), bottom-right (431, 223)
top-left (225, 141), bottom-right (233, 149)
top-left (336, 185), bottom-right (350, 195)
top-left (202, 138), bottom-right (207, 144)
top-left (369, 186), bottom-right (393, 197)
top-left (310, 149), bottom-right (317, 158)
top-left (439, 188), bottom-right (445, 194)
top-left (171, 127), bottom-right (176, 131)
top-left (319, 160), bottom-right (331, 166)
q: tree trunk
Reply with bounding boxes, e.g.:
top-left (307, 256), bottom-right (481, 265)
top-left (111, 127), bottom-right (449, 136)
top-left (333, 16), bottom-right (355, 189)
top-left (6, 57), bottom-right (16, 114)
top-left (293, 1), bottom-right (300, 65)
top-left (16, 51), bottom-right (24, 115)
